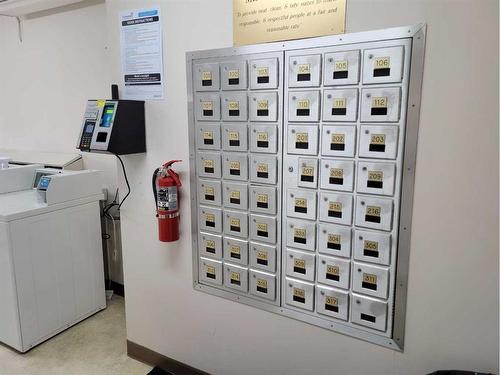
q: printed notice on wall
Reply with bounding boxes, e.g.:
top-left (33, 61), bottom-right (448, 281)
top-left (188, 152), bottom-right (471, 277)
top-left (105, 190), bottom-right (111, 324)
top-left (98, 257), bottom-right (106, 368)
top-left (120, 7), bottom-right (164, 100)
top-left (233, 0), bottom-right (346, 46)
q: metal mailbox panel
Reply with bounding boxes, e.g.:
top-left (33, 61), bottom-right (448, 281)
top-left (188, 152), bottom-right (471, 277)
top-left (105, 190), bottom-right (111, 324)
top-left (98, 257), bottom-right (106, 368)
top-left (318, 192), bottom-right (353, 226)
top-left (319, 159), bottom-right (355, 192)
top-left (362, 46), bottom-right (404, 85)
top-left (197, 152), bottom-right (221, 179)
top-left (249, 155), bottom-right (278, 185)
top-left (249, 214), bottom-right (277, 244)
top-left (249, 123), bottom-right (278, 154)
top-left (222, 153), bottom-right (248, 181)
top-left (223, 210), bottom-right (248, 239)
top-left (199, 257), bottom-right (223, 286)
top-left (321, 125), bottom-right (356, 158)
top-left (317, 255), bottom-right (350, 290)
top-left (195, 93), bottom-right (221, 121)
top-left (297, 157), bottom-right (318, 189)
top-left (195, 122), bottom-right (221, 150)
top-left (288, 90), bottom-right (321, 122)
top-left (355, 196), bottom-right (393, 231)
top-left (286, 219), bottom-right (316, 252)
top-left (221, 123), bottom-right (248, 152)
top-left (317, 223), bottom-right (352, 258)
top-left (353, 230), bottom-right (391, 266)
top-left (316, 285), bottom-right (349, 321)
top-left (286, 188), bottom-right (317, 221)
top-left (287, 124), bottom-right (319, 155)
top-left (199, 206), bottom-right (222, 233)
top-left (221, 60), bottom-right (248, 90)
top-left (357, 161), bottom-right (396, 196)
top-left (249, 270), bottom-right (276, 301)
top-left (222, 182), bottom-right (248, 210)
top-left (249, 242), bottom-right (277, 273)
top-left (198, 232), bottom-right (223, 259)
top-left (223, 237), bottom-right (249, 265)
top-left (249, 57), bottom-right (279, 90)
top-left (359, 125), bottom-right (399, 160)
top-left (197, 179), bottom-right (222, 206)
top-left (224, 263), bottom-right (248, 292)
top-left (352, 262), bottom-right (390, 299)
top-left (360, 87), bottom-right (401, 123)
top-left (285, 278), bottom-right (315, 311)
top-left (323, 50), bottom-right (360, 86)
top-left (285, 248), bottom-right (316, 282)
top-left (351, 294), bottom-right (388, 332)
top-left (194, 62), bottom-right (220, 91)
top-left (288, 54), bottom-right (322, 87)
top-left (221, 92), bottom-right (248, 122)
top-left (249, 185), bottom-right (277, 215)
top-left (249, 92), bottom-right (278, 122)
top-left (322, 89), bottom-right (359, 122)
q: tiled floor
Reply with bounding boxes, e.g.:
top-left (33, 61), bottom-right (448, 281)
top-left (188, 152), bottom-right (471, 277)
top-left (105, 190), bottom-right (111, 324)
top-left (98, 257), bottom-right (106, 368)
top-left (0, 296), bottom-right (152, 375)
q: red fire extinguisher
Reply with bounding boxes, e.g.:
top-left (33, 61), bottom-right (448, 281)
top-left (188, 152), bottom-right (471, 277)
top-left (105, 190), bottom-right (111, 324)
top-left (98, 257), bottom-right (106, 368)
top-left (153, 160), bottom-right (182, 242)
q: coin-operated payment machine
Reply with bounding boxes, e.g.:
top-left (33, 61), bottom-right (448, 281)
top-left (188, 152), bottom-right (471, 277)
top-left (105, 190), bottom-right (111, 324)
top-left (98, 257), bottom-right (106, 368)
top-left (77, 99), bottom-right (146, 155)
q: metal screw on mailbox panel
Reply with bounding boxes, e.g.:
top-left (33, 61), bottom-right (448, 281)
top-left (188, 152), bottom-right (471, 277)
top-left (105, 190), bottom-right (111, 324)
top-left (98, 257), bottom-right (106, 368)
top-left (365, 130), bottom-right (369, 134)
top-left (253, 129), bottom-right (256, 133)
top-left (327, 94), bottom-right (332, 99)
top-left (368, 54), bottom-right (374, 59)
top-left (253, 64), bottom-right (257, 68)
top-left (324, 197), bottom-right (328, 202)
top-left (253, 219), bottom-right (256, 222)
top-left (292, 96), bottom-right (296, 100)
top-left (362, 167), bottom-right (367, 171)
top-left (253, 274), bottom-right (256, 278)
top-left (358, 268), bottom-right (362, 272)
top-left (293, 61), bottom-right (297, 65)
top-left (225, 98), bottom-right (228, 101)
top-left (290, 193), bottom-right (294, 198)
top-left (366, 93), bottom-right (371, 98)
top-left (320, 291), bottom-right (325, 295)
top-left (326, 130), bottom-right (331, 134)
top-left (323, 229), bottom-right (327, 234)
top-left (289, 283), bottom-right (293, 287)
top-left (253, 98), bottom-right (256, 101)
top-left (328, 58), bottom-right (333, 63)
top-left (289, 254), bottom-right (293, 258)
top-left (302, 162), bottom-right (306, 167)
top-left (361, 201), bottom-right (365, 206)
top-left (359, 236), bottom-right (363, 240)
top-left (356, 300), bottom-right (361, 305)
top-left (321, 260), bottom-right (326, 264)
top-left (291, 129), bottom-right (296, 134)
top-left (325, 164), bottom-right (329, 168)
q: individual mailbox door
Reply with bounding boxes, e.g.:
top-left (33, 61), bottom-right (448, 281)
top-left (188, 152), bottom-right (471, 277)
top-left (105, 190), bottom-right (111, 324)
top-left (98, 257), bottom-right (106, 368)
top-left (249, 57), bottom-right (279, 90)
top-left (222, 153), bottom-right (248, 181)
top-left (357, 161), bottom-right (396, 196)
top-left (249, 214), bottom-right (277, 244)
top-left (223, 210), bottom-right (248, 239)
top-left (319, 159), bottom-right (355, 192)
top-left (288, 91), bottom-right (320, 122)
top-left (222, 182), bottom-right (248, 210)
top-left (321, 125), bottom-right (356, 158)
top-left (195, 122), bottom-right (221, 150)
top-left (352, 263), bottom-right (390, 299)
top-left (322, 89), bottom-right (358, 122)
top-left (323, 50), bottom-right (360, 86)
top-left (351, 294), bottom-right (388, 332)
top-left (249, 185), bottom-right (277, 215)
top-left (353, 230), bottom-right (391, 266)
top-left (249, 242), bottom-right (276, 273)
top-left (198, 232), bottom-right (223, 259)
top-left (288, 54), bottom-right (321, 87)
top-left (195, 93), bottom-right (220, 121)
top-left (317, 255), bottom-right (350, 290)
top-left (249, 92), bottom-right (278, 122)
top-left (316, 285), bottom-right (349, 321)
top-left (360, 87), bottom-right (401, 123)
top-left (287, 124), bottom-right (319, 155)
top-left (223, 237), bottom-right (248, 265)
top-left (221, 61), bottom-right (248, 90)
top-left (249, 124), bottom-right (278, 154)
top-left (250, 155), bottom-right (277, 185)
top-left (199, 206), bottom-right (222, 233)
top-left (317, 223), bottom-right (351, 258)
top-left (249, 270), bottom-right (276, 301)
top-left (197, 152), bottom-right (221, 179)
top-left (297, 158), bottom-right (318, 189)
top-left (221, 123), bottom-right (248, 152)
top-left (285, 248), bottom-right (316, 282)
top-left (221, 92), bottom-right (248, 122)
top-left (197, 179), bottom-right (222, 206)
top-left (285, 278), bottom-right (314, 311)
top-left (362, 46), bottom-right (404, 85)
top-left (359, 125), bottom-right (399, 160)
top-left (286, 219), bottom-right (316, 252)
top-left (319, 192), bottom-right (353, 226)
top-left (287, 188), bottom-right (317, 221)
top-left (199, 257), bottom-right (223, 286)
top-left (194, 62), bottom-right (220, 91)
top-left (224, 264), bottom-right (248, 292)
top-left (355, 196), bottom-right (393, 231)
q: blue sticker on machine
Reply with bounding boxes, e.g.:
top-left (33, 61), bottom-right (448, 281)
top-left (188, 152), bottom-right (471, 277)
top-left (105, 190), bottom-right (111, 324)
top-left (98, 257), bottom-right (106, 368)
top-left (38, 177), bottom-right (51, 190)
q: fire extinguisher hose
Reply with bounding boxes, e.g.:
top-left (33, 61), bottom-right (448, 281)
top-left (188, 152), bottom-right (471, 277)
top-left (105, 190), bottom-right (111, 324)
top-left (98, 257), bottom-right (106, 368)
top-left (152, 167), bottom-right (160, 211)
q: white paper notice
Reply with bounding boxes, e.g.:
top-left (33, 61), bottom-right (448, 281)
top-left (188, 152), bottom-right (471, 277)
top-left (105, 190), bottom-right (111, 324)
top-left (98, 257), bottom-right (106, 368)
top-left (120, 7), bottom-right (164, 100)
